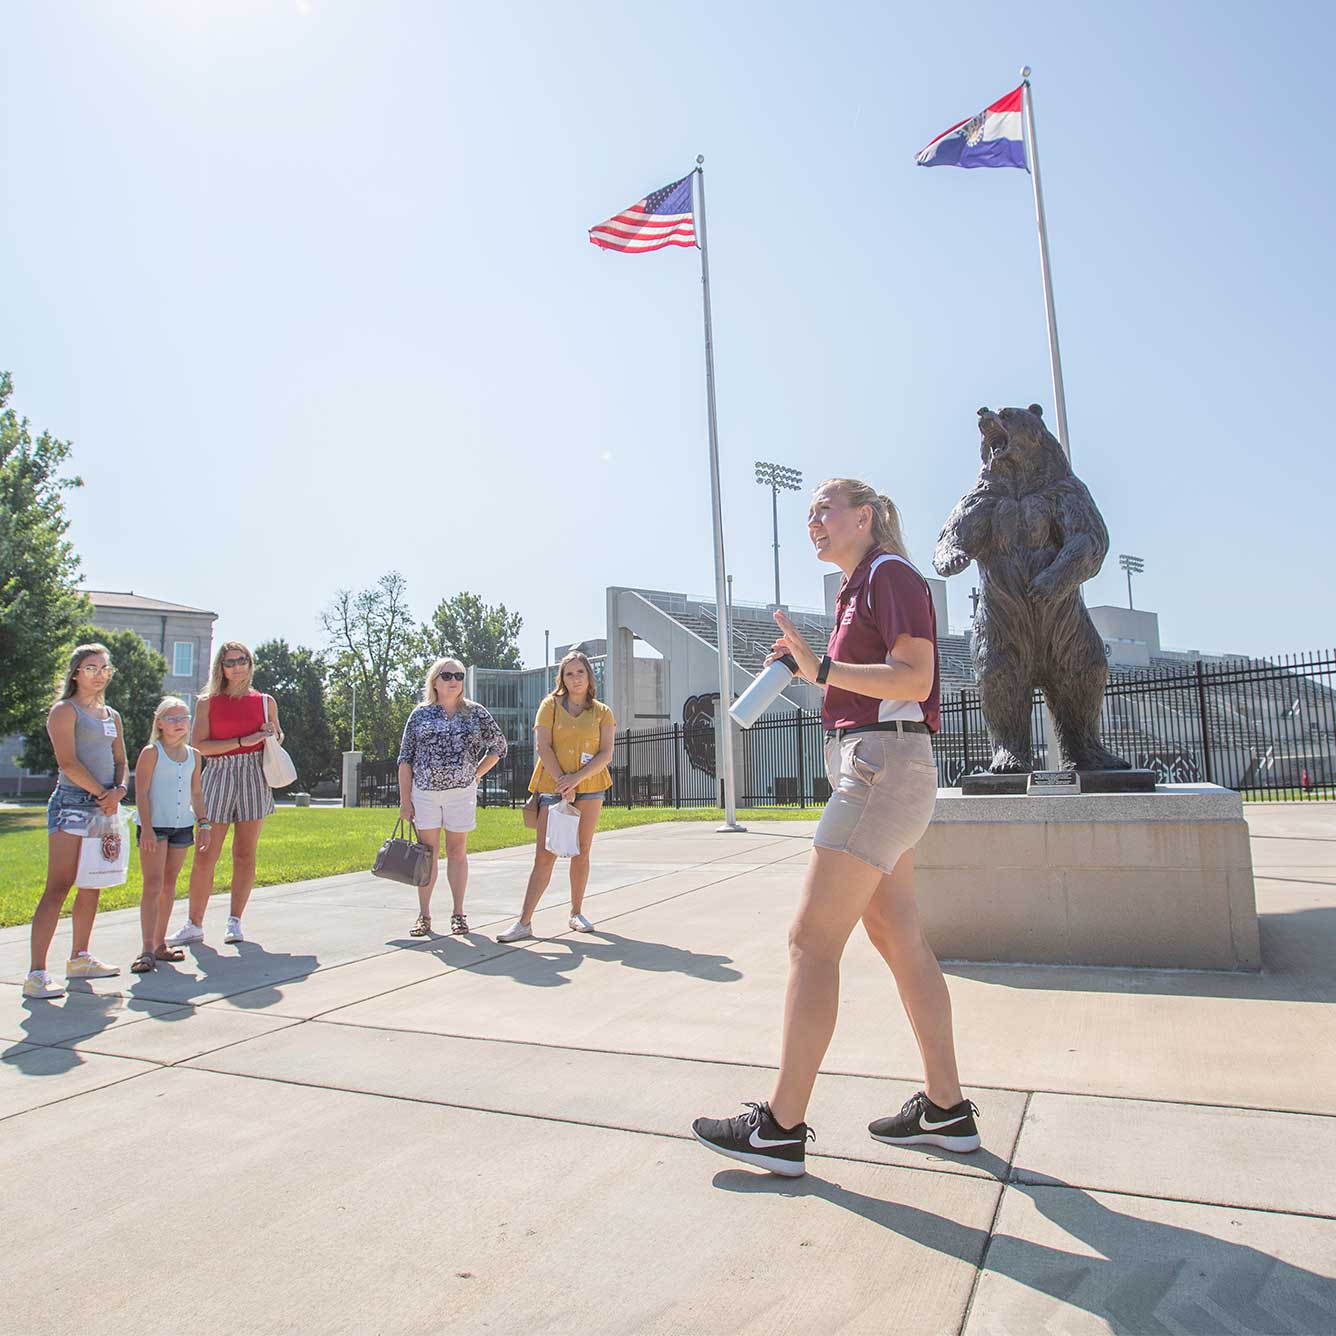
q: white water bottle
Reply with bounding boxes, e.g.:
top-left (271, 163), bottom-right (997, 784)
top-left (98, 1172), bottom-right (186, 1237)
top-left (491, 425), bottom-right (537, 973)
top-left (729, 655), bottom-right (799, 729)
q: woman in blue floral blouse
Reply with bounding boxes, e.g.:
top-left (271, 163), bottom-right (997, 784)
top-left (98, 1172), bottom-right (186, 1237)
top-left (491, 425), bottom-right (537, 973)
top-left (397, 657), bottom-right (508, 938)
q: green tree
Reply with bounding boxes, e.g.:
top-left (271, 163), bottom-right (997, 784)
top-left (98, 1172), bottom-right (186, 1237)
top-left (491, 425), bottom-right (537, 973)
top-left (0, 372), bottom-right (91, 739)
top-left (253, 639), bottom-right (338, 792)
top-left (22, 627), bottom-right (167, 775)
top-left (321, 571), bottom-right (427, 762)
top-left (424, 591), bottom-right (523, 669)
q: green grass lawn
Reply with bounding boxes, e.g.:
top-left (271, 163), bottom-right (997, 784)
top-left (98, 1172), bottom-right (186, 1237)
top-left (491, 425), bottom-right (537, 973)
top-left (0, 803), bottom-right (817, 928)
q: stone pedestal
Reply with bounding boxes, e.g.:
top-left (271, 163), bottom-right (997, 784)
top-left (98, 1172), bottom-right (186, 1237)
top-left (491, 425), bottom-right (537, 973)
top-left (917, 783), bottom-right (1260, 971)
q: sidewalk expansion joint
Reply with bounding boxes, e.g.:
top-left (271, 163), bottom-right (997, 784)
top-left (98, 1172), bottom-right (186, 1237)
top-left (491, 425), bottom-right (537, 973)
top-left (0, 1061), bottom-right (160, 1127)
top-left (958, 1090), bottom-right (1033, 1336)
top-left (172, 1061), bottom-right (1009, 1183)
top-left (1002, 1176), bottom-right (1336, 1224)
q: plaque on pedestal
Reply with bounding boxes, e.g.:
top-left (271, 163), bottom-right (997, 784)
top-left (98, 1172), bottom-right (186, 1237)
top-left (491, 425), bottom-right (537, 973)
top-left (960, 769), bottom-right (1157, 796)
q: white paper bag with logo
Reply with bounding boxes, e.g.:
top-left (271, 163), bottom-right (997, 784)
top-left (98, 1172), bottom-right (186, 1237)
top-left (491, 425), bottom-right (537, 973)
top-left (76, 809), bottom-right (132, 889)
top-left (259, 693), bottom-right (298, 788)
top-left (544, 800), bottom-right (582, 858)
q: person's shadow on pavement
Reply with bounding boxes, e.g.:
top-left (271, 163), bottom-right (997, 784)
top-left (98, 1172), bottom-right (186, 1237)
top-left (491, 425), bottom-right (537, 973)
top-left (567, 931), bottom-right (743, 983)
top-left (712, 1168), bottom-right (1336, 1333)
top-left (5, 982), bottom-right (132, 1076)
top-left (127, 941), bottom-right (321, 1011)
top-left (447, 929), bottom-right (744, 989)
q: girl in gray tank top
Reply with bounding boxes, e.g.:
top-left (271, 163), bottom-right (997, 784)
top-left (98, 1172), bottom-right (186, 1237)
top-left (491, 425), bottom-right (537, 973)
top-left (61, 700), bottom-right (118, 792)
top-left (27, 643), bottom-right (128, 1000)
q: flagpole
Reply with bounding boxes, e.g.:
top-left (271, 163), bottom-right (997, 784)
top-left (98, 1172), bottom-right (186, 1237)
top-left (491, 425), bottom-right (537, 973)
top-left (693, 155), bottom-right (745, 833)
top-left (1020, 66), bottom-right (1071, 462)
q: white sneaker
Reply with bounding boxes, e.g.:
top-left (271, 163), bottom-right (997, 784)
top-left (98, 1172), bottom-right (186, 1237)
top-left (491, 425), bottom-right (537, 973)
top-left (569, 913), bottom-right (595, 933)
top-left (65, 952), bottom-right (120, 979)
top-left (23, 970), bottom-right (64, 1000)
top-left (224, 917), bottom-right (244, 944)
top-left (496, 920), bottom-right (533, 943)
top-left (166, 920), bottom-right (204, 947)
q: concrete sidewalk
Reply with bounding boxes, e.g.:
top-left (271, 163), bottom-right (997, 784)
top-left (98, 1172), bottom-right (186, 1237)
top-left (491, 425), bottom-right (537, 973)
top-left (2, 806), bottom-right (1335, 1334)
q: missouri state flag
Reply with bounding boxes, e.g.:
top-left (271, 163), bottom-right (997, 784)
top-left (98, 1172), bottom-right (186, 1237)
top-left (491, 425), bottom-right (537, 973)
top-left (915, 86), bottom-right (1026, 169)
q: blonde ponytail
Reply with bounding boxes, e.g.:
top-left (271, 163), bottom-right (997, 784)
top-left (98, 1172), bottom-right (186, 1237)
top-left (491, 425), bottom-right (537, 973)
top-left (817, 478), bottom-right (908, 558)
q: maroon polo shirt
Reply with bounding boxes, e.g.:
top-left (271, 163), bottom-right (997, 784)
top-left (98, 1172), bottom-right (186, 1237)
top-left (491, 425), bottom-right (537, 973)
top-left (822, 548), bottom-right (941, 732)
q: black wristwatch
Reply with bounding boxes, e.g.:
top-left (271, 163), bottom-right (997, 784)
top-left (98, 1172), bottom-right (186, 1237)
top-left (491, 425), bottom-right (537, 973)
top-left (816, 654), bottom-right (832, 685)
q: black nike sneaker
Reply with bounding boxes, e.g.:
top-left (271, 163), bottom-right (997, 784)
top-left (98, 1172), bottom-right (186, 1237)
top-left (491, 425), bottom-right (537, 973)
top-left (691, 1101), bottom-right (814, 1177)
top-left (868, 1091), bottom-right (981, 1152)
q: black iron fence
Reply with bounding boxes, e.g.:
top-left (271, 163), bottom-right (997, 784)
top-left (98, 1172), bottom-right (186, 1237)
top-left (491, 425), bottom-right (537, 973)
top-left (358, 649), bottom-right (1336, 807)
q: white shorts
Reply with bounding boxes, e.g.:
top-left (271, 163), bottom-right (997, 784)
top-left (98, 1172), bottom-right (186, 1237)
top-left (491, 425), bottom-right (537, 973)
top-left (411, 783), bottom-right (477, 833)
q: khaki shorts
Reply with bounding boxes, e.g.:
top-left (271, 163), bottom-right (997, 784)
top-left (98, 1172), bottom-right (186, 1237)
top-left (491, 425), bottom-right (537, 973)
top-left (813, 730), bottom-right (939, 875)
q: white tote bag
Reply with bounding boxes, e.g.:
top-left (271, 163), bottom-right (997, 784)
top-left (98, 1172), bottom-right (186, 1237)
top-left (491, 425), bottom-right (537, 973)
top-left (544, 800), bottom-right (582, 858)
top-left (259, 693), bottom-right (298, 789)
top-left (76, 809), bottom-right (132, 889)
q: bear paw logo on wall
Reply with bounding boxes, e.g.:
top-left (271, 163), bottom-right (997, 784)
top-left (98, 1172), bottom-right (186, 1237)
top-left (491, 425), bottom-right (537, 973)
top-left (682, 692), bottom-right (719, 777)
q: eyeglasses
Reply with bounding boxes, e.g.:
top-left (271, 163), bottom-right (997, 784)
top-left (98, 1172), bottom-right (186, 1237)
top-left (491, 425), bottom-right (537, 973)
top-left (159, 715), bottom-right (191, 727)
top-left (78, 664), bottom-right (115, 677)
top-left (436, 671), bottom-right (466, 682)
top-left (221, 657), bottom-right (251, 668)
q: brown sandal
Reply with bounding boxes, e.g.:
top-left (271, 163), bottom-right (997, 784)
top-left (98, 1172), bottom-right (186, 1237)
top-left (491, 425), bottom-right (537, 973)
top-left (131, 951), bottom-right (156, 974)
top-left (409, 914), bottom-right (432, 938)
top-left (153, 944), bottom-right (186, 962)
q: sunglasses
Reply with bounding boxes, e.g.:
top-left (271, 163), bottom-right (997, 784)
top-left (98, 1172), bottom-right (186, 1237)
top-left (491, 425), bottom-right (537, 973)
top-left (436, 671), bottom-right (466, 682)
top-left (78, 664), bottom-right (115, 677)
top-left (159, 714), bottom-right (191, 726)
top-left (221, 657), bottom-right (251, 668)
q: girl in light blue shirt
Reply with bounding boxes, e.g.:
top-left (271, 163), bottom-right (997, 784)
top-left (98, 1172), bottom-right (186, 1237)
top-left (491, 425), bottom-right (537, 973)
top-left (132, 697), bottom-right (209, 973)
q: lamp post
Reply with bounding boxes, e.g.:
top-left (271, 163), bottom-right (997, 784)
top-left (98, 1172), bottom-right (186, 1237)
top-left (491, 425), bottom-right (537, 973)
top-left (1118, 553), bottom-right (1144, 610)
top-left (754, 461), bottom-right (803, 608)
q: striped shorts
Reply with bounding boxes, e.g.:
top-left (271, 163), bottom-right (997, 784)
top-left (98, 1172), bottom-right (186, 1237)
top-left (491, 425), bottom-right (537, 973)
top-left (201, 750), bottom-right (275, 824)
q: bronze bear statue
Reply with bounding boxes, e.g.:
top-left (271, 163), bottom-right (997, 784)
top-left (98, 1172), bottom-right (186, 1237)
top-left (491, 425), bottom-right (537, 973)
top-left (934, 404), bottom-right (1129, 774)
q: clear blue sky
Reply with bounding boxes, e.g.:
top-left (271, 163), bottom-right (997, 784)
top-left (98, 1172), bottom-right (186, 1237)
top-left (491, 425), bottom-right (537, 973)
top-left (4, 0), bottom-right (1332, 666)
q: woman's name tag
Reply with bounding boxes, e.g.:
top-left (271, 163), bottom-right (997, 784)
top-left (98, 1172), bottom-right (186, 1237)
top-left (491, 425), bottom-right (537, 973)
top-left (102, 719), bottom-right (118, 738)
top-left (581, 752), bottom-right (595, 765)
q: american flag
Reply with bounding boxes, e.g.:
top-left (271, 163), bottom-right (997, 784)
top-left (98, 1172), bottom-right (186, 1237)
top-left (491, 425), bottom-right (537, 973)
top-left (589, 174), bottom-right (695, 253)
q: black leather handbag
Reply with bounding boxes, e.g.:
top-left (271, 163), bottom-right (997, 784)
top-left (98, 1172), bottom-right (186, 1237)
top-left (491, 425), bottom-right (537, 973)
top-left (371, 819), bottom-right (433, 887)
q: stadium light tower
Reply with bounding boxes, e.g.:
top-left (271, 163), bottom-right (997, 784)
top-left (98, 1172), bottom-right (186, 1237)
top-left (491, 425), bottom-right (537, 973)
top-left (755, 460), bottom-right (803, 607)
top-left (1118, 553), bottom-right (1145, 609)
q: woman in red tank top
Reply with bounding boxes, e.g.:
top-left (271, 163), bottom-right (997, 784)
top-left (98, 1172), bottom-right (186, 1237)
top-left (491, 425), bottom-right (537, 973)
top-left (164, 641), bottom-right (282, 948)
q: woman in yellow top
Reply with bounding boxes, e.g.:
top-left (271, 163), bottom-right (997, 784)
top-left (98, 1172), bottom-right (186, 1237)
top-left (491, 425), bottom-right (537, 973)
top-left (496, 651), bottom-right (616, 942)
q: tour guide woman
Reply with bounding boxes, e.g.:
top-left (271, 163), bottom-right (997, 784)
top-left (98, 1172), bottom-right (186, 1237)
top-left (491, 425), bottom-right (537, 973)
top-left (692, 478), bottom-right (979, 1176)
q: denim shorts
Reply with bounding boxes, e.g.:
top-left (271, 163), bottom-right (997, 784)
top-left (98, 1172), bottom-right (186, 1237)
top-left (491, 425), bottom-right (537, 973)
top-left (538, 790), bottom-right (608, 808)
top-left (46, 784), bottom-right (101, 836)
top-left (136, 824), bottom-right (195, 849)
